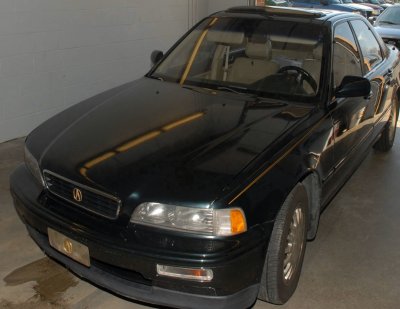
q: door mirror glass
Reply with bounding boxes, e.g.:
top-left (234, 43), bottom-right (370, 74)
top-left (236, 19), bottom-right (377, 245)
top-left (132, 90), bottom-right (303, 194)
top-left (335, 76), bottom-right (371, 98)
top-left (151, 50), bottom-right (164, 66)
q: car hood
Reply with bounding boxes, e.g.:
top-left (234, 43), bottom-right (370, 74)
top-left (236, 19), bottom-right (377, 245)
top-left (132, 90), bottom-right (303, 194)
top-left (355, 3), bottom-right (380, 9)
top-left (375, 24), bottom-right (400, 39)
top-left (29, 78), bottom-right (314, 206)
top-left (343, 3), bottom-right (373, 11)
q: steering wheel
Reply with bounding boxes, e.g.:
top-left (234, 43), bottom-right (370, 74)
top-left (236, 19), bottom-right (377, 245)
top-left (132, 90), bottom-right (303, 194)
top-left (277, 66), bottom-right (318, 94)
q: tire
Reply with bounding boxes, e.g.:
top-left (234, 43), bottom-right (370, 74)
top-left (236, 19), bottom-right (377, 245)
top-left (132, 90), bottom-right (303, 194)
top-left (258, 183), bottom-right (309, 305)
top-left (374, 96), bottom-right (399, 152)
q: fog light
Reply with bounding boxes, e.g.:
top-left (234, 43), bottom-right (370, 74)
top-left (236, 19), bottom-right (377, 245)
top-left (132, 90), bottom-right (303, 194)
top-left (156, 265), bottom-right (213, 282)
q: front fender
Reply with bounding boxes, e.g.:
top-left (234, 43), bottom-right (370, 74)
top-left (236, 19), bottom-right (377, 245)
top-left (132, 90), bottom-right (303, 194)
top-left (220, 110), bottom-right (333, 230)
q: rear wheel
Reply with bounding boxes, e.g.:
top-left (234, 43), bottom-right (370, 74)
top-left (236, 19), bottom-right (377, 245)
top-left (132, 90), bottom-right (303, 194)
top-left (374, 96), bottom-right (399, 152)
top-left (258, 183), bottom-right (309, 304)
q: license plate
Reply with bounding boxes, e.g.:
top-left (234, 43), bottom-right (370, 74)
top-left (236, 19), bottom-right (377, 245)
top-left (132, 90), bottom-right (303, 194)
top-left (48, 228), bottom-right (91, 267)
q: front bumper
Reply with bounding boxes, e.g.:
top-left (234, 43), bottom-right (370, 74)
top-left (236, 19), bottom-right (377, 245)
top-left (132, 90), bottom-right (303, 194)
top-left (26, 226), bottom-right (259, 309)
top-left (10, 164), bottom-right (269, 309)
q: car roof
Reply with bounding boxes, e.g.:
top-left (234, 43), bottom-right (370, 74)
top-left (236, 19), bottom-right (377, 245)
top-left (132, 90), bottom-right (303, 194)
top-left (212, 6), bottom-right (356, 23)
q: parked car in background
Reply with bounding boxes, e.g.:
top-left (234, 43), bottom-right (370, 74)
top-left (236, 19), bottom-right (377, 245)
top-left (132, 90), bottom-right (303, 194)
top-left (374, 5), bottom-right (400, 48)
top-left (352, 0), bottom-right (384, 15)
top-left (265, 0), bottom-right (291, 6)
top-left (10, 5), bottom-right (400, 309)
top-left (366, 0), bottom-right (392, 8)
top-left (341, 0), bottom-right (383, 16)
top-left (291, 0), bottom-right (373, 18)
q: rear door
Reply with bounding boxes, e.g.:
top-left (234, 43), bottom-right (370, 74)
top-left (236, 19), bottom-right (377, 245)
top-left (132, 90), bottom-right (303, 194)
top-left (349, 19), bottom-right (394, 138)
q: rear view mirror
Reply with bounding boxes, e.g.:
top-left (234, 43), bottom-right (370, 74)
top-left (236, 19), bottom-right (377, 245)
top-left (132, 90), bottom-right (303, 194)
top-left (335, 76), bottom-right (371, 98)
top-left (151, 50), bottom-right (164, 66)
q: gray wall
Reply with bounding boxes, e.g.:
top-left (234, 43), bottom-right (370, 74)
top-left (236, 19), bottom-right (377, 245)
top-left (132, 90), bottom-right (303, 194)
top-left (0, 0), bottom-right (247, 143)
top-left (189, 0), bottom-right (248, 26)
top-left (207, 0), bottom-right (248, 13)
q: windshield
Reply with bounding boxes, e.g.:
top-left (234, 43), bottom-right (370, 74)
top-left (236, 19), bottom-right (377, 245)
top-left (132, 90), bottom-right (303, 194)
top-left (369, 0), bottom-right (380, 4)
top-left (341, 0), bottom-right (353, 4)
top-left (150, 17), bottom-right (326, 101)
top-left (377, 7), bottom-right (400, 25)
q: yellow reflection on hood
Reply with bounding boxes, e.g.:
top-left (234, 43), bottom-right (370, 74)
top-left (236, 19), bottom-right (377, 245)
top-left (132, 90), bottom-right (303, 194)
top-left (84, 151), bottom-right (117, 169)
top-left (79, 111), bottom-right (205, 176)
top-left (116, 130), bottom-right (161, 152)
top-left (162, 112), bottom-right (204, 131)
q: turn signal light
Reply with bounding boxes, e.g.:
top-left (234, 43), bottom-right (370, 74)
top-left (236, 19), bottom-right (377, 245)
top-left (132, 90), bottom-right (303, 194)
top-left (230, 209), bottom-right (246, 234)
top-left (156, 265), bottom-right (213, 282)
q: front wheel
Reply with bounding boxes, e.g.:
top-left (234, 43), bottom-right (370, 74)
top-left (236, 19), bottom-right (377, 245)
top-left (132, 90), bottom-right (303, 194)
top-left (258, 184), bottom-right (309, 304)
top-left (374, 96), bottom-right (399, 152)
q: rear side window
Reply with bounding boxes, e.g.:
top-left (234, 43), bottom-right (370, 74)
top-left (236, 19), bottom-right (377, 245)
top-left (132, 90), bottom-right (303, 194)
top-left (333, 22), bottom-right (362, 87)
top-left (350, 20), bottom-right (383, 73)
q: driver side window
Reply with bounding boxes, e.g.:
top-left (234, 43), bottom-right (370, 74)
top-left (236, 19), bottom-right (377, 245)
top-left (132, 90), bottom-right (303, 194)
top-left (333, 22), bottom-right (363, 88)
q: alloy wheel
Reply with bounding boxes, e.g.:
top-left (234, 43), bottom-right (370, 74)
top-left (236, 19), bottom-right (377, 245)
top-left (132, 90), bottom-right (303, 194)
top-left (283, 206), bottom-right (305, 284)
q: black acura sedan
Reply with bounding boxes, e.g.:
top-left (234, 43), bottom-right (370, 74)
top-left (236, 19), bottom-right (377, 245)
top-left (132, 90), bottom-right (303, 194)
top-left (10, 6), bottom-right (400, 309)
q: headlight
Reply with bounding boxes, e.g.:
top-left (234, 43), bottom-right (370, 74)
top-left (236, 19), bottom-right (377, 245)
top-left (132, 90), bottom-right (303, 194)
top-left (131, 202), bottom-right (247, 236)
top-left (372, 10), bottom-right (380, 15)
top-left (24, 145), bottom-right (44, 186)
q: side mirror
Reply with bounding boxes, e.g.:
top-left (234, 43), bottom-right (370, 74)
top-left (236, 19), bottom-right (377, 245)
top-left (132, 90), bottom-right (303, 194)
top-left (320, 0), bottom-right (329, 5)
top-left (151, 50), bottom-right (164, 66)
top-left (335, 76), bottom-right (371, 98)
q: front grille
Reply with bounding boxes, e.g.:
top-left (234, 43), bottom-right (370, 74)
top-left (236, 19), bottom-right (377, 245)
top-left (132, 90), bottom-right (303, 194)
top-left (44, 170), bottom-right (121, 219)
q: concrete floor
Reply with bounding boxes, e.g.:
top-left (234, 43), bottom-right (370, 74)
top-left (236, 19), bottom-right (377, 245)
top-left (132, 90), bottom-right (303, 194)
top-left (0, 132), bottom-right (399, 309)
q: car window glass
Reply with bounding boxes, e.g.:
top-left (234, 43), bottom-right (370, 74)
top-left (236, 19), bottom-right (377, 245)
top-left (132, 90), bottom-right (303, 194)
top-left (153, 17), bottom-right (326, 101)
top-left (377, 7), bottom-right (400, 25)
top-left (350, 20), bottom-right (383, 73)
top-left (333, 22), bottom-right (362, 87)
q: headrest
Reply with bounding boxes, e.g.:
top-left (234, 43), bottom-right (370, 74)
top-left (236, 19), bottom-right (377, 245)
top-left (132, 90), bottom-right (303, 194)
top-left (206, 30), bottom-right (244, 45)
top-left (245, 41), bottom-right (272, 60)
top-left (313, 44), bottom-right (323, 59)
top-left (269, 35), bottom-right (318, 46)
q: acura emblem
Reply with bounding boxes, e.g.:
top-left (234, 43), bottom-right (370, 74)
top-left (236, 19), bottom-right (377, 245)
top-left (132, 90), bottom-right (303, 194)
top-left (73, 188), bottom-right (83, 202)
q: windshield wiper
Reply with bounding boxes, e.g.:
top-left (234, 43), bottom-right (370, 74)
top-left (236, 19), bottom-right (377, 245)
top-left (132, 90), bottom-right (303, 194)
top-left (147, 75), bottom-right (164, 81)
top-left (216, 86), bottom-right (250, 95)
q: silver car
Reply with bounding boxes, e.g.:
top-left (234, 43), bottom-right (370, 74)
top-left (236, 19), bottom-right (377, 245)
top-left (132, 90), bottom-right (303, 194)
top-left (374, 5), bottom-right (400, 48)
